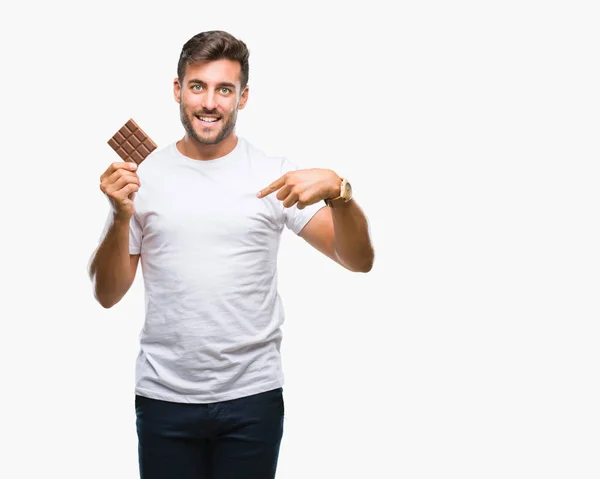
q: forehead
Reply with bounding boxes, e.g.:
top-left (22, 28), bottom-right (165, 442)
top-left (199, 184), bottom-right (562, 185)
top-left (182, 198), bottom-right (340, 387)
top-left (183, 59), bottom-right (242, 86)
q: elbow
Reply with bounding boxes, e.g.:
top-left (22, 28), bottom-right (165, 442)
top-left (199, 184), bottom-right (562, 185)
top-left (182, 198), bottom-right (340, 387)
top-left (358, 246), bottom-right (375, 273)
top-left (100, 299), bottom-right (116, 310)
top-left (355, 259), bottom-right (374, 273)
top-left (346, 249), bottom-right (375, 273)
top-left (361, 262), bottom-right (374, 273)
top-left (90, 271), bottom-right (129, 309)
top-left (91, 278), bottom-right (120, 309)
top-left (94, 291), bottom-right (117, 309)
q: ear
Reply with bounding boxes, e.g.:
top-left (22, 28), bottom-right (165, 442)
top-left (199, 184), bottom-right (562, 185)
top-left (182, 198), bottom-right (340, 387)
top-left (173, 77), bottom-right (181, 104)
top-left (238, 86), bottom-right (249, 110)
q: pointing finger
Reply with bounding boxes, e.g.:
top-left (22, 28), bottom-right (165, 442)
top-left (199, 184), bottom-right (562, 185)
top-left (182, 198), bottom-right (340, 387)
top-left (257, 175), bottom-right (286, 198)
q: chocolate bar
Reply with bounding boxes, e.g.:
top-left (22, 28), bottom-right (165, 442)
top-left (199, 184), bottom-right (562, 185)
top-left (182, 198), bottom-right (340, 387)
top-left (107, 118), bottom-right (157, 164)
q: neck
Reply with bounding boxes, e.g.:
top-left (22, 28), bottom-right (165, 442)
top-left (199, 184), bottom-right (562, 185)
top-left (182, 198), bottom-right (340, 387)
top-left (177, 132), bottom-right (238, 161)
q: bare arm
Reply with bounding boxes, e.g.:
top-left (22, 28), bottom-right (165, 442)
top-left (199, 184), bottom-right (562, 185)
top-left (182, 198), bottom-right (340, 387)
top-left (257, 168), bottom-right (374, 273)
top-left (88, 216), bottom-right (140, 308)
top-left (331, 200), bottom-right (374, 272)
top-left (89, 160), bottom-right (141, 308)
top-left (299, 200), bottom-right (374, 272)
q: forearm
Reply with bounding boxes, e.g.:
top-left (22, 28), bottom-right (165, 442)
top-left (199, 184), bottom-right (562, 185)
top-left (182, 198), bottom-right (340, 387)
top-left (331, 199), bottom-right (374, 272)
top-left (88, 215), bottom-right (135, 308)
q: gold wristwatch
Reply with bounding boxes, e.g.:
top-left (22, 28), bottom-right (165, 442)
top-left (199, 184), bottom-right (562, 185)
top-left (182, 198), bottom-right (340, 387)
top-left (324, 177), bottom-right (353, 207)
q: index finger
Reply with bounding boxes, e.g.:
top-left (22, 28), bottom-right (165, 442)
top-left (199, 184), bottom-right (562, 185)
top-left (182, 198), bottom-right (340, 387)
top-left (257, 175), bottom-right (286, 198)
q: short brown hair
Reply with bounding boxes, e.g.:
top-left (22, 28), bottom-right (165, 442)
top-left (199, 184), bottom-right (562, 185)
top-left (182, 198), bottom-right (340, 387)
top-left (177, 31), bottom-right (250, 89)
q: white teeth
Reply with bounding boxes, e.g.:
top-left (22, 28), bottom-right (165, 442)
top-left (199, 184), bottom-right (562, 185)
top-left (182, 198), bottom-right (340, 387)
top-left (198, 117), bottom-right (218, 122)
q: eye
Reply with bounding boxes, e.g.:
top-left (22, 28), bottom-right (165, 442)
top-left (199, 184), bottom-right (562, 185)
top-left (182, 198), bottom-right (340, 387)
top-left (191, 84), bottom-right (203, 91)
top-left (219, 87), bottom-right (231, 94)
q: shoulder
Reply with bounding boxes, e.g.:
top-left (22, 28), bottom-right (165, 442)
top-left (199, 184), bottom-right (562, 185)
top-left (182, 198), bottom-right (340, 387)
top-left (238, 137), bottom-right (297, 175)
top-left (134, 143), bottom-right (176, 178)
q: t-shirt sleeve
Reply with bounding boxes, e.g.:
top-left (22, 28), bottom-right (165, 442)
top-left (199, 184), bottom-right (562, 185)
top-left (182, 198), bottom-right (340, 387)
top-left (98, 207), bottom-right (143, 255)
top-left (280, 158), bottom-right (327, 235)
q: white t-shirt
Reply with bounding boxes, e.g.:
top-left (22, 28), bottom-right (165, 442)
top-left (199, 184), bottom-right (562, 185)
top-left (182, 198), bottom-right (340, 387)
top-left (99, 137), bottom-right (325, 403)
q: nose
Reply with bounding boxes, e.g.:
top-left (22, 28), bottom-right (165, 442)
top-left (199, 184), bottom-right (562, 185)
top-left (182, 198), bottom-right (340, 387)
top-left (201, 90), bottom-right (217, 112)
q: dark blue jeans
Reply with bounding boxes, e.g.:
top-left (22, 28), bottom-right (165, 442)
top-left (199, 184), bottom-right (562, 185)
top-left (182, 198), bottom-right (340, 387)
top-left (135, 387), bottom-right (284, 479)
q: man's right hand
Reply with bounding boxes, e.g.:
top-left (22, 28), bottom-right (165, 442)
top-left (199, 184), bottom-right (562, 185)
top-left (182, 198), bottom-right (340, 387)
top-left (99, 161), bottom-right (141, 220)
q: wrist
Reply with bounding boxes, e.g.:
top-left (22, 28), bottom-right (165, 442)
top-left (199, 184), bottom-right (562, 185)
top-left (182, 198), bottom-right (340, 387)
top-left (326, 173), bottom-right (343, 199)
top-left (112, 212), bottom-right (132, 224)
top-left (324, 176), bottom-right (353, 207)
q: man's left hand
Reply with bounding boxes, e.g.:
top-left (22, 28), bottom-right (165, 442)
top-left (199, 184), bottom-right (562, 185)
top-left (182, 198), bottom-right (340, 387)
top-left (257, 168), bottom-right (340, 209)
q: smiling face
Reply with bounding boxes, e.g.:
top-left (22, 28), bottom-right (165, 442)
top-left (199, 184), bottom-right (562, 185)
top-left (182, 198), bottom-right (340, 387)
top-left (174, 59), bottom-right (249, 148)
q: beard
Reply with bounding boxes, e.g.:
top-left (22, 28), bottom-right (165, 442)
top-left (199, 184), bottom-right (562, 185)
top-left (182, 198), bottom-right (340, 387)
top-left (179, 99), bottom-right (238, 145)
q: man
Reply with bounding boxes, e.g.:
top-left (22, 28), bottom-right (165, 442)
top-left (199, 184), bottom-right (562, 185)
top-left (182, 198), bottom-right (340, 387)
top-left (89, 30), bottom-right (374, 479)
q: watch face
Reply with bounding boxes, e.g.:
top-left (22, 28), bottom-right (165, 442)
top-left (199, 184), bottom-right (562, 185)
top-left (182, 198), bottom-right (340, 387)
top-left (344, 181), bottom-right (352, 197)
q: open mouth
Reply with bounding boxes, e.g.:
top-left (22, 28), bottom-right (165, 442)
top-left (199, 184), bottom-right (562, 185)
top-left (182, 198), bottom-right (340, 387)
top-left (195, 115), bottom-right (221, 127)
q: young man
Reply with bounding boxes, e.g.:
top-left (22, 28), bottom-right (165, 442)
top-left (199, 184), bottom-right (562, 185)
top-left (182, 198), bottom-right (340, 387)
top-left (89, 30), bottom-right (374, 479)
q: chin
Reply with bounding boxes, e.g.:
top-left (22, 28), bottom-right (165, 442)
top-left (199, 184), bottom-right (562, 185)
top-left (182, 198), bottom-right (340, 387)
top-left (197, 133), bottom-right (222, 145)
top-left (188, 127), bottom-right (220, 144)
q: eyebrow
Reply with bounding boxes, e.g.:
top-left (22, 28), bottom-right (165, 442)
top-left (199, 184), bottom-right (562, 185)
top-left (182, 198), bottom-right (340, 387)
top-left (188, 79), bottom-right (237, 90)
